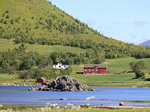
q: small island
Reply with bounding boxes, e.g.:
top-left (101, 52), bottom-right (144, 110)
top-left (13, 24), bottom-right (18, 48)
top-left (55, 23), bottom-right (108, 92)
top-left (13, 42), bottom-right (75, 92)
top-left (28, 76), bottom-right (94, 91)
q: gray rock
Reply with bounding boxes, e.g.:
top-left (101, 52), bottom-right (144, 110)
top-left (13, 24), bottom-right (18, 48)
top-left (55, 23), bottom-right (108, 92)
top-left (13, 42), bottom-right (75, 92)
top-left (28, 76), bottom-right (94, 91)
top-left (119, 102), bottom-right (126, 106)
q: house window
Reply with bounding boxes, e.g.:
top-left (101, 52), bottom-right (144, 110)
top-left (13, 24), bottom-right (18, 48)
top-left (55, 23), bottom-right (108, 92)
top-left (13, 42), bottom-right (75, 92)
top-left (85, 69), bottom-right (87, 71)
top-left (96, 69), bottom-right (98, 71)
top-left (89, 69), bottom-right (91, 71)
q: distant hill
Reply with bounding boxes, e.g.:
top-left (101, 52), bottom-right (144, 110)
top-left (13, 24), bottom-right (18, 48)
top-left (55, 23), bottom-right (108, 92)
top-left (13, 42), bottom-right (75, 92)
top-left (139, 40), bottom-right (150, 47)
top-left (0, 0), bottom-right (150, 59)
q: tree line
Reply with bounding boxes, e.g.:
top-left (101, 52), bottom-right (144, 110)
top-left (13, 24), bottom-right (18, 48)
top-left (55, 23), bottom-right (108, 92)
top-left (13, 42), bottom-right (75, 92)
top-left (0, 44), bottom-right (105, 74)
top-left (13, 36), bottom-right (150, 59)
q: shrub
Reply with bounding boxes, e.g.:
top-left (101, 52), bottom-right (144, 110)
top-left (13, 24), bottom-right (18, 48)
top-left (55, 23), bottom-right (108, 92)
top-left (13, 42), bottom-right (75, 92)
top-left (19, 70), bottom-right (34, 79)
top-left (135, 71), bottom-right (145, 78)
top-left (130, 61), bottom-right (145, 72)
top-left (61, 67), bottom-right (72, 76)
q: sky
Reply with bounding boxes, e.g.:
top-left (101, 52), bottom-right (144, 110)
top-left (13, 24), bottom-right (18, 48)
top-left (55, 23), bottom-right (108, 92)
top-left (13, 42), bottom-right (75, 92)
top-left (48, 0), bottom-right (150, 44)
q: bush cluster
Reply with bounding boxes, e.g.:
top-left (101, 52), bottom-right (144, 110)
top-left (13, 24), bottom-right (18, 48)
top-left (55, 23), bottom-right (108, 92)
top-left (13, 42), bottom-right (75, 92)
top-left (130, 61), bottom-right (145, 78)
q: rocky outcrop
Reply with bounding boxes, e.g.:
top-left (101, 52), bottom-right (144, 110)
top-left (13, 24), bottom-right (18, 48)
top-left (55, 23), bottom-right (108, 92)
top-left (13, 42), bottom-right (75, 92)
top-left (119, 102), bottom-right (127, 106)
top-left (28, 76), bottom-right (94, 91)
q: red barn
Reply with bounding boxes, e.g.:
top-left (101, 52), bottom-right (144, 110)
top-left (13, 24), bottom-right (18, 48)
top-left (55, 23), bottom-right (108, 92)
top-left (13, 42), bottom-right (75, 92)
top-left (84, 65), bottom-right (107, 74)
top-left (36, 77), bottom-right (47, 83)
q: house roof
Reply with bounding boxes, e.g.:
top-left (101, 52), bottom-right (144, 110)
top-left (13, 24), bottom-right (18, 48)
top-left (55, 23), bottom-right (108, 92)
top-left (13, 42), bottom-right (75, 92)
top-left (84, 65), bottom-right (107, 68)
top-left (53, 62), bottom-right (69, 65)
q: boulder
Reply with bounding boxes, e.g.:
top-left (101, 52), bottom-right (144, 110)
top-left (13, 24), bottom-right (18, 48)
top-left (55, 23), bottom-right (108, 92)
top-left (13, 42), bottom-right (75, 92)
top-left (119, 102), bottom-right (126, 106)
top-left (28, 76), bottom-right (94, 91)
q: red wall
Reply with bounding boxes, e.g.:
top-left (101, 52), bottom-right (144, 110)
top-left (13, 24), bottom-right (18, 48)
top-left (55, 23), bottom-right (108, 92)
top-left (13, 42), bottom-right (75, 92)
top-left (36, 79), bottom-right (47, 83)
top-left (84, 68), bottom-right (107, 74)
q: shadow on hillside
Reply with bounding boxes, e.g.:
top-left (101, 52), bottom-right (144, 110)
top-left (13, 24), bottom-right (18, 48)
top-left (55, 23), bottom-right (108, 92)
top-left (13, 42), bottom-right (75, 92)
top-left (145, 78), bottom-right (150, 81)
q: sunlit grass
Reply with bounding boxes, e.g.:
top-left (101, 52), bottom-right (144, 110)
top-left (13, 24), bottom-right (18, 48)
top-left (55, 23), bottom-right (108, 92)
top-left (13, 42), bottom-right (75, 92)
top-left (0, 54), bottom-right (149, 87)
top-left (0, 39), bottom-right (86, 55)
top-left (71, 57), bottom-right (150, 87)
top-left (0, 74), bottom-right (36, 85)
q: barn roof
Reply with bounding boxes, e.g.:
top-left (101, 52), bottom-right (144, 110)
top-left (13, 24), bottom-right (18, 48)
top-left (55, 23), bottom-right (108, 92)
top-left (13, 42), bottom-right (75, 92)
top-left (84, 65), bottom-right (107, 68)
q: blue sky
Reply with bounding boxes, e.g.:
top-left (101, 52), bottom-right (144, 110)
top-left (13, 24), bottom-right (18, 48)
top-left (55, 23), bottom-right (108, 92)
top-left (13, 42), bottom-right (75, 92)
top-left (48, 0), bottom-right (150, 44)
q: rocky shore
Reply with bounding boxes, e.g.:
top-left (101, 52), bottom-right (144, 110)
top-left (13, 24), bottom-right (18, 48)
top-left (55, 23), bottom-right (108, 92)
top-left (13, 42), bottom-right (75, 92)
top-left (42, 103), bottom-right (150, 109)
top-left (0, 83), bottom-right (32, 86)
top-left (28, 76), bottom-right (94, 91)
top-left (1, 104), bottom-right (149, 112)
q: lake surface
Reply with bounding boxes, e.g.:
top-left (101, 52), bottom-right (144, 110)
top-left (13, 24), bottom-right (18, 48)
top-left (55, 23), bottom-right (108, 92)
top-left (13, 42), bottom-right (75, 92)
top-left (0, 86), bottom-right (150, 106)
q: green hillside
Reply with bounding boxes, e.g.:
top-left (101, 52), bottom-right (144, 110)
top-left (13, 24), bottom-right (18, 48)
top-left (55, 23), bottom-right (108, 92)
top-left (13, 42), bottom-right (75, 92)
top-left (0, 0), bottom-right (94, 38)
top-left (0, 0), bottom-right (150, 59)
top-left (0, 38), bottom-right (86, 55)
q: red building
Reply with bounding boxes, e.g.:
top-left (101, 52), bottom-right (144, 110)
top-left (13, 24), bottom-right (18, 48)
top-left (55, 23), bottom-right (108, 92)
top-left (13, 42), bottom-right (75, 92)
top-left (84, 65), bottom-right (107, 74)
top-left (36, 77), bottom-right (47, 83)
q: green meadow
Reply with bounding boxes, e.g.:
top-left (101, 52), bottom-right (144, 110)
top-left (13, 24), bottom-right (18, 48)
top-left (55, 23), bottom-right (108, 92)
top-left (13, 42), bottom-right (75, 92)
top-left (0, 57), bottom-right (150, 87)
top-left (72, 58), bottom-right (150, 87)
top-left (0, 73), bottom-right (35, 85)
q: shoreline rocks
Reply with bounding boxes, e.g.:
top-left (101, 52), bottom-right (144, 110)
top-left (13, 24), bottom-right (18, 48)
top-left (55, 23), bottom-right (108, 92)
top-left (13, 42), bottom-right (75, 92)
top-left (28, 76), bottom-right (94, 91)
top-left (0, 83), bottom-right (32, 86)
top-left (119, 102), bottom-right (127, 106)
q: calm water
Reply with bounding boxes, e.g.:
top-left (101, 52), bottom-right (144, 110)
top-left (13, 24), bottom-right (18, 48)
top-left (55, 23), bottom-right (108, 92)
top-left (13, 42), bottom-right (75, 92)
top-left (0, 86), bottom-right (150, 106)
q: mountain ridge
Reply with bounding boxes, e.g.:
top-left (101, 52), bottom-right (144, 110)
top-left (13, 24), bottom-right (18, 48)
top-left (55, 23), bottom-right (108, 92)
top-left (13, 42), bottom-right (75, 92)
top-left (139, 40), bottom-right (150, 47)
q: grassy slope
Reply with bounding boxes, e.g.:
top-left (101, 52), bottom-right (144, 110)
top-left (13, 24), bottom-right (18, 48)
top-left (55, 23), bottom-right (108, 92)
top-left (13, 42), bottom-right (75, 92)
top-left (0, 0), bottom-right (93, 37)
top-left (0, 0), bottom-right (149, 52)
top-left (0, 38), bottom-right (86, 55)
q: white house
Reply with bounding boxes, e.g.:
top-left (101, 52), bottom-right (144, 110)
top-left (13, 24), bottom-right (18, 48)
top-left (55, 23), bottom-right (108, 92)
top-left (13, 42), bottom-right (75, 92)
top-left (53, 62), bottom-right (69, 69)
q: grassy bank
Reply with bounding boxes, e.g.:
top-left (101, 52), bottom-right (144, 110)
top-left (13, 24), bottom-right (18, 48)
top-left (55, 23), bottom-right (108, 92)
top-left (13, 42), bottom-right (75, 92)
top-left (0, 73), bottom-right (36, 85)
top-left (1, 107), bottom-right (150, 112)
top-left (16, 108), bottom-right (150, 112)
top-left (1, 73), bottom-right (150, 87)
top-left (73, 73), bottom-right (150, 87)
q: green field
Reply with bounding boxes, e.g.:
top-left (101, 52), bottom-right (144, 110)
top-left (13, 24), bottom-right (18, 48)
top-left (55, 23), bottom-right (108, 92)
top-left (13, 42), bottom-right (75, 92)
top-left (0, 73), bottom-right (36, 85)
top-left (0, 57), bottom-right (150, 87)
top-left (72, 58), bottom-right (150, 87)
top-left (73, 73), bottom-right (150, 87)
top-left (1, 39), bottom-right (150, 87)
top-left (71, 57), bottom-right (150, 74)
